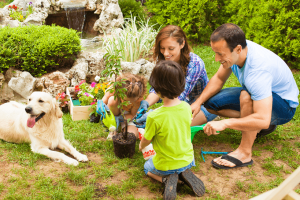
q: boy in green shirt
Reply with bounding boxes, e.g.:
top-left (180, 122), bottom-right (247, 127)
top-left (139, 60), bottom-right (205, 200)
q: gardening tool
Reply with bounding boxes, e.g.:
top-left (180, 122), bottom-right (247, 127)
top-left (200, 147), bottom-right (228, 162)
top-left (132, 108), bottom-right (146, 121)
top-left (191, 124), bottom-right (220, 142)
top-left (97, 100), bottom-right (117, 132)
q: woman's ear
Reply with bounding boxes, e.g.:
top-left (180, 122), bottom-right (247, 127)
top-left (181, 41), bottom-right (185, 49)
top-left (53, 99), bottom-right (63, 118)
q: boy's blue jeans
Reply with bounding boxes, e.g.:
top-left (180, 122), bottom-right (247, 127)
top-left (204, 87), bottom-right (296, 125)
top-left (144, 158), bottom-right (195, 176)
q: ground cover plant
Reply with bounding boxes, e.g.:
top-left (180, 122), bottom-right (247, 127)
top-left (0, 45), bottom-right (299, 199)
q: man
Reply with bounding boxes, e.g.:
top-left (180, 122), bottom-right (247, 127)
top-left (191, 23), bottom-right (299, 169)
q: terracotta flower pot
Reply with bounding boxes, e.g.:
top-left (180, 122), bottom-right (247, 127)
top-left (112, 132), bottom-right (136, 159)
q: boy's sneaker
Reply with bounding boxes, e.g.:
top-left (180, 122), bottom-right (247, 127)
top-left (179, 169), bottom-right (205, 197)
top-left (162, 173), bottom-right (178, 200)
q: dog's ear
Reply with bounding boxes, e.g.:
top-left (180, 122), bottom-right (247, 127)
top-left (53, 99), bottom-right (63, 118)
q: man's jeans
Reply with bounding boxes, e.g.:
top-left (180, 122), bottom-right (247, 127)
top-left (204, 87), bottom-right (296, 125)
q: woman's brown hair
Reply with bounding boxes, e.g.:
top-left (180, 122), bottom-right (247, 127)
top-left (154, 25), bottom-right (191, 75)
top-left (116, 73), bottom-right (147, 99)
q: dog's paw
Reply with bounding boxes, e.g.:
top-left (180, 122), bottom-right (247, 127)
top-left (64, 157), bottom-right (79, 166)
top-left (76, 153), bottom-right (88, 162)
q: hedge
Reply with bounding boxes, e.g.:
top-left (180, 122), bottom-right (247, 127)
top-left (0, 25), bottom-right (81, 76)
top-left (146, 0), bottom-right (300, 69)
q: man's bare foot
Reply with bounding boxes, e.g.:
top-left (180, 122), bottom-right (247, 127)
top-left (213, 149), bottom-right (252, 168)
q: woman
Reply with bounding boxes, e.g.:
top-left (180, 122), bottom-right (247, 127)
top-left (136, 25), bottom-right (217, 126)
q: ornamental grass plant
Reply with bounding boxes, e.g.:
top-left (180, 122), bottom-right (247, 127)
top-left (103, 16), bottom-right (158, 62)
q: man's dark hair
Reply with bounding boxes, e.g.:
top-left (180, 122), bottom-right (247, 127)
top-left (149, 60), bottom-right (185, 99)
top-left (210, 23), bottom-right (247, 52)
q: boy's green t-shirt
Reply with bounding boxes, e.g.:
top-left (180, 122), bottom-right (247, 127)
top-left (144, 101), bottom-right (194, 171)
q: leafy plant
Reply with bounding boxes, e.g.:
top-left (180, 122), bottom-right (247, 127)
top-left (0, 25), bottom-right (81, 76)
top-left (226, 0), bottom-right (300, 69)
top-left (118, 0), bottom-right (146, 21)
top-left (103, 16), bottom-right (158, 62)
top-left (102, 50), bottom-right (130, 139)
top-left (145, 0), bottom-right (231, 43)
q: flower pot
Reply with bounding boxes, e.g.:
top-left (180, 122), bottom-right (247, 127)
top-left (112, 132), bottom-right (136, 159)
top-left (61, 106), bottom-right (69, 113)
top-left (90, 113), bottom-right (100, 123)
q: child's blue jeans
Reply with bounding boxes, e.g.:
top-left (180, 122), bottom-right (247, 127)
top-left (204, 87), bottom-right (296, 125)
top-left (144, 158), bottom-right (195, 176)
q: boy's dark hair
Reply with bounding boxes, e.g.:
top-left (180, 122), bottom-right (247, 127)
top-left (210, 23), bottom-right (247, 52)
top-left (149, 60), bottom-right (185, 99)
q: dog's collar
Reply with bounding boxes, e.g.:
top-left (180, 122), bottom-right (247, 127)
top-left (35, 112), bottom-right (45, 122)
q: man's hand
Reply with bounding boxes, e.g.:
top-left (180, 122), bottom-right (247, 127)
top-left (191, 101), bottom-right (201, 119)
top-left (203, 121), bottom-right (227, 136)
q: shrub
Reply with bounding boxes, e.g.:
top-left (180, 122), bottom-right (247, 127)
top-left (118, 0), bottom-right (146, 20)
top-left (227, 0), bottom-right (300, 69)
top-left (145, 0), bottom-right (231, 43)
top-left (0, 25), bottom-right (81, 76)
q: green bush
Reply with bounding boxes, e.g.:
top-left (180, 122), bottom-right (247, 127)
top-left (145, 0), bottom-right (231, 43)
top-left (227, 0), bottom-right (300, 69)
top-left (119, 0), bottom-right (146, 20)
top-left (0, 25), bottom-right (81, 76)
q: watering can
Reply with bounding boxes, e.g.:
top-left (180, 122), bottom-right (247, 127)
top-left (97, 100), bottom-right (117, 132)
top-left (190, 124), bottom-right (220, 142)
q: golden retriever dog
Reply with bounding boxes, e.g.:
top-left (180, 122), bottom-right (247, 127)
top-left (0, 92), bottom-right (88, 166)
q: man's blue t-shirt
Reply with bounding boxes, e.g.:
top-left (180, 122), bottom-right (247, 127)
top-left (231, 40), bottom-right (299, 108)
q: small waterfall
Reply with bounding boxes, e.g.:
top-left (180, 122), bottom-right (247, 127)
top-left (65, 7), bottom-right (86, 38)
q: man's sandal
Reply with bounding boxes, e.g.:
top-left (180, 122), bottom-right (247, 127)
top-left (211, 155), bottom-right (253, 169)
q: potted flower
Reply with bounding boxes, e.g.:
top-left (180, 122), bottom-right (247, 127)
top-left (102, 51), bottom-right (136, 159)
top-left (55, 92), bottom-right (70, 113)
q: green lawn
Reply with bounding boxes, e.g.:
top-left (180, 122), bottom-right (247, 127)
top-left (0, 45), bottom-right (299, 199)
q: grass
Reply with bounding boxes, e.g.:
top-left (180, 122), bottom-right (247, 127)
top-left (0, 44), bottom-right (299, 199)
top-left (0, 0), bottom-right (12, 8)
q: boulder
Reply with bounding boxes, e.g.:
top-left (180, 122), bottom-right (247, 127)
top-left (67, 58), bottom-right (89, 86)
top-left (8, 71), bottom-right (36, 99)
top-left (35, 71), bottom-right (70, 96)
top-left (93, 0), bottom-right (123, 34)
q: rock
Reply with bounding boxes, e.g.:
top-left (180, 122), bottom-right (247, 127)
top-left (0, 82), bottom-right (15, 103)
top-left (139, 59), bottom-right (155, 80)
top-left (67, 58), bottom-right (89, 86)
top-left (4, 68), bottom-right (22, 82)
top-left (35, 71), bottom-right (70, 96)
top-left (4, 20), bottom-right (21, 27)
top-left (121, 62), bottom-right (142, 75)
top-left (120, 59), bottom-right (155, 80)
top-left (0, 73), bottom-right (5, 88)
top-left (8, 71), bottom-right (36, 99)
top-left (86, 0), bottom-right (97, 11)
top-left (94, 3), bottom-right (103, 14)
top-left (23, 10), bottom-right (48, 26)
top-left (93, 0), bottom-right (123, 34)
